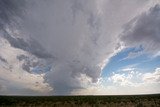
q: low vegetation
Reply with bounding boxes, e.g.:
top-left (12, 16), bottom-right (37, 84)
top-left (0, 94), bottom-right (159, 107)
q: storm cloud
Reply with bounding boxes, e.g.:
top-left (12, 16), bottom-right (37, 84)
top-left (120, 4), bottom-right (160, 54)
top-left (0, 0), bottom-right (158, 95)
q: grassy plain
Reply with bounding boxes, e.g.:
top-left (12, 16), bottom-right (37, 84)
top-left (0, 94), bottom-right (160, 107)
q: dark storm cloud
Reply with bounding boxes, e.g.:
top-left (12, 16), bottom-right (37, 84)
top-left (0, 0), bottom-right (26, 27)
top-left (2, 29), bottom-right (54, 59)
top-left (0, 0), bottom-right (53, 59)
top-left (0, 0), bottom-right (153, 95)
top-left (120, 4), bottom-right (160, 53)
top-left (22, 0), bottom-right (117, 94)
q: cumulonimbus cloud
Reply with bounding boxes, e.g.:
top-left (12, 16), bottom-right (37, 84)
top-left (0, 0), bottom-right (157, 95)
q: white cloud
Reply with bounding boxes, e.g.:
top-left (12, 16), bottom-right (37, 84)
top-left (110, 67), bottom-right (160, 86)
top-left (109, 70), bottom-right (142, 87)
top-left (123, 51), bottom-right (144, 61)
top-left (0, 37), bottom-right (52, 95)
top-left (121, 67), bottom-right (135, 72)
top-left (143, 68), bottom-right (160, 83)
top-left (72, 68), bottom-right (160, 95)
top-left (153, 51), bottom-right (160, 57)
top-left (110, 74), bottom-right (130, 86)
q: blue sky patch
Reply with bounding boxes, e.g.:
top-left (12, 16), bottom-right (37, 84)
top-left (102, 46), bottom-right (160, 77)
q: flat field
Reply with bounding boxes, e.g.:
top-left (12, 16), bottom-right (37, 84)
top-left (0, 94), bottom-right (160, 107)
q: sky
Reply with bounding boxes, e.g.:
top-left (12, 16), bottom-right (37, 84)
top-left (0, 0), bottom-right (160, 95)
